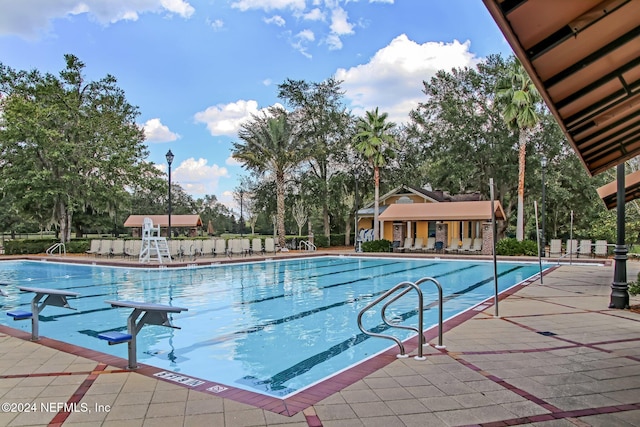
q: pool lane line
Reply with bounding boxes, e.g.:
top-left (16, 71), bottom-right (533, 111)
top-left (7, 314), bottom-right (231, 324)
top-left (236, 266), bottom-right (527, 393)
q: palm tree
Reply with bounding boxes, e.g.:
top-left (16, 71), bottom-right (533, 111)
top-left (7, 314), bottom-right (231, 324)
top-left (497, 57), bottom-right (541, 241)
top-left (231, 107), bottom-right (305, 249)
top-left (352, 108), bottom-right (397, 240)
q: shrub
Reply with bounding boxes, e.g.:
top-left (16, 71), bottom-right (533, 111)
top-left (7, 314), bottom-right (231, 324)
top-left (362, 239), bottom-right (392, 253)
top-left (629, 272), bottom-right (640, 296)
top-left (496, 238), bottom-right (539, 256)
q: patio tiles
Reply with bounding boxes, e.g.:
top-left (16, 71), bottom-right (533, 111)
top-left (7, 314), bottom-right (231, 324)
top-left (0, 256), bottom-right (639, 426)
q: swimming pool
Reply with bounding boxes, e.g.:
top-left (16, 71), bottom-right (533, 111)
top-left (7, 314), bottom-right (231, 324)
top-left (0, 257), bottom-right (544, 398)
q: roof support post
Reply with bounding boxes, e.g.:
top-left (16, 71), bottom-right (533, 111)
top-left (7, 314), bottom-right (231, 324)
top-left (610, 163), bottom-right (629, 309)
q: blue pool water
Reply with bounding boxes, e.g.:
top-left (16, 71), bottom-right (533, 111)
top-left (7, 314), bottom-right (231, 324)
top-left (0, 257), bottom-right (544, 397)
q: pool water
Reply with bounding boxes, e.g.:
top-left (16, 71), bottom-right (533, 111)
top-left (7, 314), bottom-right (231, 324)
top-left (0, 257), bottom-right (544, 398)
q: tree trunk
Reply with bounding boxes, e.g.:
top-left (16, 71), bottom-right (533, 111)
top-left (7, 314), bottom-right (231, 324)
top-left (516, 131), bottom-right (527, 241)
top-left (57, 201), bottom-right (72, 243)
top-left (373, 166), bottom-right (380, 240)
top-left (276, 171), bottom-right (286, 249)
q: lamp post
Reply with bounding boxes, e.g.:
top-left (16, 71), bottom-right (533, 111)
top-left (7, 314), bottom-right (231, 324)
top-left (541, 156), bottom-right (547, 257)
top-left (239, 190), bottom-right (244, 237)
top-left (165, 150), bottom-right (174, 239)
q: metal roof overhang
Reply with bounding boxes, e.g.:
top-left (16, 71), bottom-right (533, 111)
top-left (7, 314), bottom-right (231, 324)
top-left (596, 169), bottom-right (640, 209)
top-left (483, 0), bottom-right (640, 177)
top-left (378, 201), bottom-right (506, 222)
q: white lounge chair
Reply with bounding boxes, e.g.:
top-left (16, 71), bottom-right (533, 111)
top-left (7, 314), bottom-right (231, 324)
top-left (460, 238), bottom-right (473, 252)
top-left (578, 240), bottom-right (592, 258)
top-left (549, 239), bottom-right (562, 256)
top-left (409, 237), bottom-right (424, 252)
top-left (213, 239), bottom-right (227, 257)
top-left (252, 238), bottom-right (263, 255)
top-left (125, 240), bottom-right (141, 259)
top-left (594, 240), bottom-right (608, 257)
top-left (469, 238), bottom-right (483, 254)
top-left (110, 239), bottom-right (125, 257)
top-left (86, 240), bottom-right (101, 256)
top-left (398, 237), bottom-right (413, 252)
top-left (264, 238), bottom-right (276, 254)
top-left (565, 239), bottom-right (578, 256)
top-left (201, 239), bottom-right (215, 256)
top-left (98, 240), bottom-right (112, 257)
top-left (229, 239), bottom-right (243, 257)
top-left (423, 237), bottom-right (435, 252)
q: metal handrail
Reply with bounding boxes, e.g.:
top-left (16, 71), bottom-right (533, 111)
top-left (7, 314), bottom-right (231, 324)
top-left (357, 277), bottom-right (445, 361)
top-left (298, 240), bottom-right (316, 251)
top-left (46, 242), bottom-right (66, 257)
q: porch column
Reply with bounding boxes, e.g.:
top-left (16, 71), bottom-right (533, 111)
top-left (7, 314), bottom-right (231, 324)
top-left (610, 163), bottom-right (629, 309)
top-left (481, 222), bottom-right (493, 255)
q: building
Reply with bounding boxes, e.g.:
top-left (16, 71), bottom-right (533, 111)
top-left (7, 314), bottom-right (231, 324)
top-left (357, 185), bottom-right (505, 254)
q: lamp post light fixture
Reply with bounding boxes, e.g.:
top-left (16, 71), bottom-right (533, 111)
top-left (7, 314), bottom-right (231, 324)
top-left (165, 149), bottom-right (174, 240)
top-left (541, 156), bottom-right (547, 257)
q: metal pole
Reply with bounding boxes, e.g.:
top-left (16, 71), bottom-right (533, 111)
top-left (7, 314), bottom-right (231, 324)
top-left (490, 178), bottom-right (499, 318)
top-left (166, 150), bottom-right (174, 240)
top-left (541, 156), bottom-right (546, 257)
top-left (534, 201), bottom-right (543, 285)
top-left (240, 190), bottom-right (244, 237)
top-left (610, 163), bottom-right (629, 308)
top-left (569, 210), bottom-right (573, 265)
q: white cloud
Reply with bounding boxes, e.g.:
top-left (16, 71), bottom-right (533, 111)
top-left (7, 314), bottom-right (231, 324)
top-left (173, 157), bottom-right (229, 197)
top-left (194, 99), bottom-right (284, 137)
top-left (207, 18), bottom-right (224, 31)
top-left (264, 15), bottom-right (286, 26)
top-left (231, 0), bottom-right (305, 12)
top-left (142, 118), bottom-right (180, 142)
top-left (329, 7), bottom-right (353, 35)
top-left (0, 0), bottom-right (195, 38)
top-left (302, 8), bottom-right (325, 21)
top-left (337, 35), bottom-right (479, 124)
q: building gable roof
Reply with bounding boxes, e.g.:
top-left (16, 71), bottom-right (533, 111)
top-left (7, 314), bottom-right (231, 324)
top-left (123, 215), bottom-right (203, 228)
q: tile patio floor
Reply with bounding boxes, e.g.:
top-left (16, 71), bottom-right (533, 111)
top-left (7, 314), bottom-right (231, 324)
top-left (0, 256), bottom-right (639, 426)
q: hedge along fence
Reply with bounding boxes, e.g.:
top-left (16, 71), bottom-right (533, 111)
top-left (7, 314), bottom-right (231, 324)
top-left (3, 239), bottom-right (91, 255)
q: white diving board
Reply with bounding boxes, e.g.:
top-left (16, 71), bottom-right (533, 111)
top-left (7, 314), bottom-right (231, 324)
top-left (98, 300), bottom-right (188, 369)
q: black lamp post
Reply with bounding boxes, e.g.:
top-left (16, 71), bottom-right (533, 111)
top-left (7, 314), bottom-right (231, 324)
top-left (239, 190), bottom-right (244, 237)
top-left (166, 150), bottom-right (174, 239)
top-left (541, 156), bottom-right (547, 257)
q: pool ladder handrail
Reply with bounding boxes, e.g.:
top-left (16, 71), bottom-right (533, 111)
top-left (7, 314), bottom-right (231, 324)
top-left (357, 277), bottom-right (445, 361)
top-left (46, 242), bottom-right (66, 257)
top-left (298, 240), bottom-right (316, 251)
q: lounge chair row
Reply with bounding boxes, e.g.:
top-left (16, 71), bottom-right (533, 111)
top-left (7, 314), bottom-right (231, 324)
top-left (547, 239), bottom-right (609, 257)
top-left (86, 238), bottom-right (278, 260)
top-left (397, 237), bottom-right (483, 254)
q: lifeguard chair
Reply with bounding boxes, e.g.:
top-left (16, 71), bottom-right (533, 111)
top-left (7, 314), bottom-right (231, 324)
top-left (138, 217), bottom-right (171, 263)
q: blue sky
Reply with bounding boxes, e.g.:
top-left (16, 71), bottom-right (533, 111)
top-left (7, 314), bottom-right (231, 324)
top-left (0, 0), bottom-right (512, 211)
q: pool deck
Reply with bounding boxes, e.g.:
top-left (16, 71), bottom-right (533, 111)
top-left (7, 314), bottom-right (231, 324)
top-left (1, 252), bottom-right (639, 426)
